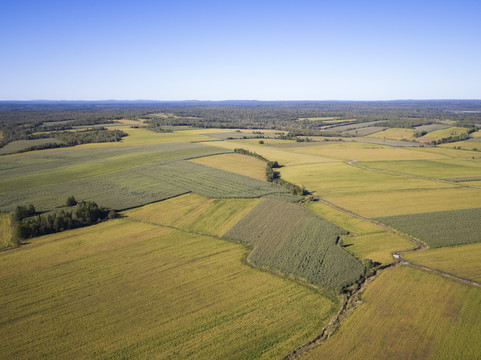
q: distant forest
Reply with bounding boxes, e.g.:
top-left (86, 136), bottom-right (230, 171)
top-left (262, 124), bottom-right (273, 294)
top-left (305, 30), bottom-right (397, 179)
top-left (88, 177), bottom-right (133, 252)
top-left (1, 100), bottom-right (481, 148)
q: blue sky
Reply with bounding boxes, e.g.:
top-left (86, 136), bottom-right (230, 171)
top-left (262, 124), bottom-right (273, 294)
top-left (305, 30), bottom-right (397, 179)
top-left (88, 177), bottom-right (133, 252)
top-left (1, 0), bottom-right (480, 100)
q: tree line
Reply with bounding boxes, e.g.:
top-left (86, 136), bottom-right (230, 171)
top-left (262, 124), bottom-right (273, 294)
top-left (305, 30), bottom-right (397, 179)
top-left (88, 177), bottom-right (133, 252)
top-left (13, 196), bottom-right (115, 241)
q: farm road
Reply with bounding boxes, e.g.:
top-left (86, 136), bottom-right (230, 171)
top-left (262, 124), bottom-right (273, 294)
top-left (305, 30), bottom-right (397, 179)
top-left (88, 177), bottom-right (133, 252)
top-left (318, 197), bottom-right (481, 288)
top-left (346, 160), bottom-right (481, 189)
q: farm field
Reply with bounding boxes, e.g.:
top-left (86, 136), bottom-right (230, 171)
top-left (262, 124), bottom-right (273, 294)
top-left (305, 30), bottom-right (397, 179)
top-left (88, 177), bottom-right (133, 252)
top-left (0, 213), bottom-right (13, 249)
top-left (0, 218), bottom-right (338, 359)
top-left (190, 153), bottom-right (267, 180)
top-left (2, 99), bottom-right (481, 360)
top-left (331, 186), bottom-right (481, 217)
top-left (357, 158), bottom-right (481, 179)
top-left (0, 138), bottom-right (64, 155)
top-left (421, 126), bottom-right (470, 141)
top-left (224, 199), bottom-right (364, 290)
top-left (290, 145), bottom-right (446, 161)
top-left (369, 127), bottom-right (416, 140)
top-left (404, 243), bottom-right (481, 283)
top-left (198, 140), bottom-right (333, 166)
top-left (305, 266), bottom-right (481, 360)
top-left (125, 193), bottom-right (259, 237)
top-left (0, 143), bottom-right (285, 212)
top-left (342, 231), bottom-right (416, 266)
top-left (375, 207), bottom-right (481, 248)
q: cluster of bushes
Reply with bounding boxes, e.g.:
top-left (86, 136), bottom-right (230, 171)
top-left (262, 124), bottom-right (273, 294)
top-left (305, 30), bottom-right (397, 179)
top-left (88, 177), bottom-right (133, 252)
top-left (13, 197), bottom-right (115, 240)
top-left (265, 161), bottom-right (280, 182)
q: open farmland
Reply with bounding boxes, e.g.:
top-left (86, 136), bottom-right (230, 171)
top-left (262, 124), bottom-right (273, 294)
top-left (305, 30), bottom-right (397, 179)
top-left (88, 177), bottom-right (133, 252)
top-left (190, 153), bottom-right (267, 180)
top-left (342, 232), bottom-right (416, 266)
top-left (421, 126), bottom-right (470, 142)
top-left (305, 266), bottom-right (481, 360)
top-left (224, 199), bottom-right (364, 290)
top-left (404, 243), bottom-right (481, 283)
top-left (376, 207), bottom-right (481, 248)
top-left (0, 138), bottom-right (65, 155)
top-left (369, 128), bottom-right (417, 141)
top-left (125, 193), bottom-right (259, 237)
top-left (356, 158), bottom-right (481, 180)
top-left (0, 218), bottom-right (337, 359)
top-left (0, 143), bottom-right (285, 212)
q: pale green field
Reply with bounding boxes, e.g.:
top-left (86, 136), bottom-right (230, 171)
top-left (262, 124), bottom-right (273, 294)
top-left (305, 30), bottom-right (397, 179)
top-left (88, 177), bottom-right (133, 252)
top-left (190, 153), bottom-right (267, 180)
top-left (306, 266), bottom-right (481, 360)
top-left (404, 243), bottom-right (481, 283)
top-left (0, 218), bottom-right (337, 359)
top-left (0, 213), bottom-right (13, 249)
top-left (342, 232), bottom-right (416, 266)
top-left (125, 193), bottom-right (260, 237)
top-left (411, 146), bottom-right (481, 159)
top-left (369, 128), bottom-right (416, 140)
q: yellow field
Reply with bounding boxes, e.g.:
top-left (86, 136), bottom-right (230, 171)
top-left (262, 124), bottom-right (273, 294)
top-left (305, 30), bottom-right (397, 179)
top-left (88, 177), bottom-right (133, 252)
top-left (421, 126), bottom-right (470, 141)
top-left (0, 217), bottom-right (337, 359)
top-left (471, 130), bottom-right (481, 138)
top-left (200, 140), bottom-right (334, 166)
top-left (305, 201), bottom-right (380, 234)
top-left (439, 139), bottom-right (481, 151)
top-left (280, 162), bottom-right (452, 198)
top-left (330, 186), bottom-right (481, 217)
top-left (125, 193), bottom-right (260, 237)
top-left (357, 158), bottom-right (481, 179)
top-left (342, 232), bottom-right (415, 266)
top-left (306, 266), bottom-right (481, 359)
top-left (290, 146), bottom-right (447, 161)
top-left (190, 153), bottom-right (267, 180)
top-left (412, 146), bottom-right (481, 159)
top-left (298, 117), bottom-right (338, 121)
top-left (404, 243), bottom-right (481, 283)
top-left (0, 213), bottom-right (13, 249)
top-left (369, 128), bottom-right (416, 140)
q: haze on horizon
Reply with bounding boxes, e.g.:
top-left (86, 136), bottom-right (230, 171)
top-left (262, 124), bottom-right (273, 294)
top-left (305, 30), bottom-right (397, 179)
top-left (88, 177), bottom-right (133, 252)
top-left (1, 0), bottom-right (480, 101)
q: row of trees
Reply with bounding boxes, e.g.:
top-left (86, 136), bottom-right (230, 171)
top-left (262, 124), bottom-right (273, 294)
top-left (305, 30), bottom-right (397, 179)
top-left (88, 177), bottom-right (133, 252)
top-left (13, 197), bottom-right (115, 240)
top-left (234, 148), bottom-right (307, 196)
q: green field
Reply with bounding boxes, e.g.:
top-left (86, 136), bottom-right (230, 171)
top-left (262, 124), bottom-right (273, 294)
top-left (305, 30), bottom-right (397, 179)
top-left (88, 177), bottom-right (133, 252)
top-left (404, 243), bottom-right (481, 283)
top-left (306, 266), bottom-right (481, 360)
top-left (0, 138), bottom-right (65, 155)
top-left (225, 199), bottom-right (364, 290)
top-left (0, 213), bottom-right (13, 249)
top-left (0, 143), bottom-right (286, 212)
top-left (0, 218), bottom-right (338, 359)
top-left (376, 207), bottom-right (481, 248)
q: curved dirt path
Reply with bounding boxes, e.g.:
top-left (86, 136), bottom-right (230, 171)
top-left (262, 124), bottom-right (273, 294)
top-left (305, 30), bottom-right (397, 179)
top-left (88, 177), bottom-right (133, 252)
top-left (318, 197), bottom-right (481, 287)
top-left (284, 197), bottom-right (481, 359)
